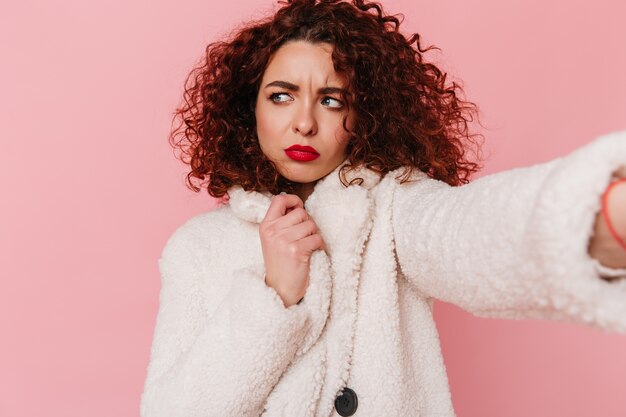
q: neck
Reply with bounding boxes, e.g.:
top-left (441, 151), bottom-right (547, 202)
top-left (295, 182), bottom-right (316, 204)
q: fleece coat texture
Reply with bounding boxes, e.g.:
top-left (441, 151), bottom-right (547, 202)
top-left (140, 131), bottom-right (626, 417)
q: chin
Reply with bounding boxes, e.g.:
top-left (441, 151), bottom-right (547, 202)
top-left (283, 167), bottom-right (323, 183)
top-left (283, 173), bottom-right (320, 184)
top-left (277, 161), bottom-right (316, 178)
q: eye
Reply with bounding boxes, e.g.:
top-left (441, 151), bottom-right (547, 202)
top-left (321, 97), bottom-right (343, 109)
top-left (269, 92), bottom-right (292, 103)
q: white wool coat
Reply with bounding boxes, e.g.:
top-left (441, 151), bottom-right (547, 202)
top-left (141, 131), bottom-right (626, 417)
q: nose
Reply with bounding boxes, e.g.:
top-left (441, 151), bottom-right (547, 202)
top-left (292, 101), bottom-right (317, 136)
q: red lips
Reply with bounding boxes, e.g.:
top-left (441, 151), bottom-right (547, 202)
top-left (284, 144), bottom-right (320, 162)
top-left (285, 144), bottom-right (319, 154)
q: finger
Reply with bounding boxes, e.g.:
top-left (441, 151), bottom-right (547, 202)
top-left (278, 219), bottom-right (318, 243)
top-left (262, 193), bottom-right (304, 223)
top-left (273, 206), bottom-right (310, 229)
top-left (297, 233), bottom-right (327, 254)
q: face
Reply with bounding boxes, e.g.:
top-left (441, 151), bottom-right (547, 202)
top-left (255, 40), bottom-right (354, 189)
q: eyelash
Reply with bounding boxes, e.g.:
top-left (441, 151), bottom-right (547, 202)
top-left (268, 92), bottom-right (344, 109)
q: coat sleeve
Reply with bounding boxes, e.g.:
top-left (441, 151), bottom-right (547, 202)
top-left (391, 130), bottom-right (626, 333)
top-left (140, 217), bottom-right (310, 417)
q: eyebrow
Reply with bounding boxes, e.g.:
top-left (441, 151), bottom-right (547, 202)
top-left (264, 80), bottom-right (346, 95)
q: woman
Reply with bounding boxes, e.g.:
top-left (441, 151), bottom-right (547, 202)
top-left (140, 0), bottom-right (626, 416)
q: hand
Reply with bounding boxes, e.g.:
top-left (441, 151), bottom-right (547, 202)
top-left (259, 193), bottom-right (328, 307)
top-left (606, 165), bottom-right (626, 249)
top-left (588, 165), bottom-right (626, 276)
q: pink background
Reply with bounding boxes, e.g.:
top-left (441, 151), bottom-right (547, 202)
top-left (1, 0), bottom-right (625, 416)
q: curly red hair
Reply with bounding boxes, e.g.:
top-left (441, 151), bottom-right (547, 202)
top-left (169, 0), bottom-right (485, 199)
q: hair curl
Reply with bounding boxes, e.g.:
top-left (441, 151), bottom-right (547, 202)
top-left (169, 0), bottom-right (485, 199)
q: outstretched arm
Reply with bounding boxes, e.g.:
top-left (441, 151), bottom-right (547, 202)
top-left (392, 130), bottom-right (626, 333)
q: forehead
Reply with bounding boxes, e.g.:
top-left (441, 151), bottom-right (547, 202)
top-left (262, 41), bottom-right (345, 86)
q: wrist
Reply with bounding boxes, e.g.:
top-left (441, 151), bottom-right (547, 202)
top-left (591, 177), bottom-right (626, 272)
top-left (264, 274), bottom-right (304, 307)
top-left (602, 178), bottom-right (626, 250)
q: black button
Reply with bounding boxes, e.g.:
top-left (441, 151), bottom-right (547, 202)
top-left (334, 387), bottom-right (358, 416)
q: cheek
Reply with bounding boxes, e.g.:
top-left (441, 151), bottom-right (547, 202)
top-left (345, 111), bottom-right (356, 132)
top-left (255, 101), bottom-right (284, 138)
top-left (333, 114), bottom-right (353, 142)
top-left (255, 106), bottom-right (267, 133)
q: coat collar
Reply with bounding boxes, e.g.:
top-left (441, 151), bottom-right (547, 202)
top-left (225, 158), bottom-right (383, 225)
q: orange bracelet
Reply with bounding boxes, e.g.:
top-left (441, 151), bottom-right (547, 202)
top-left (601, 178), bottom-right (626, 252)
